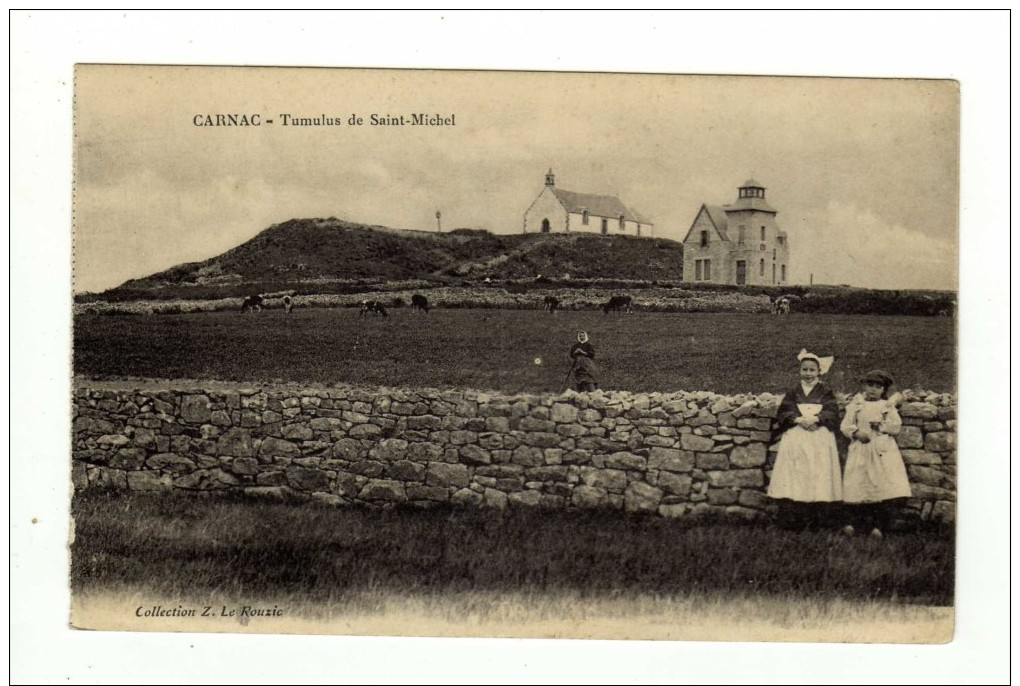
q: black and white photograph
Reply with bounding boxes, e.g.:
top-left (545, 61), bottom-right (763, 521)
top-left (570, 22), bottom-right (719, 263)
top-left (69, 64), bottom-right (958, 642)
top-left (11, 10), bottom-right (1010, 685)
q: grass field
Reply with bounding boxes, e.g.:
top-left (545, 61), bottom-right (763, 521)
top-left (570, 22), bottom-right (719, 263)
top-left (74, 309), bottom-right (956, 394)
top-left (70, 491), bottom-right (954, 640)
top-left (71, 491), bottom-right (954, 605)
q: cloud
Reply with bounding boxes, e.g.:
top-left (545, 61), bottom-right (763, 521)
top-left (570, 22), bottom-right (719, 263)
top-left (790, 201), bottom-right (957, 290)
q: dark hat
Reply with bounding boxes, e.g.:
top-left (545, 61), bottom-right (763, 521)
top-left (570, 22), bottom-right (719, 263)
top-left (861, 370), bottom-right (894, 387)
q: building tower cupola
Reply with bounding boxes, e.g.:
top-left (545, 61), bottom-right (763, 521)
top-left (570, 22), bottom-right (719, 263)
top-left (738, 178), bottom-right (765, 200)
top-left (545, 168), bottom-right (555, 187)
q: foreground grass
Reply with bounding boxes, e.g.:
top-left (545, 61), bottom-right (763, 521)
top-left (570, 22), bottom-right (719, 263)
top-left (73, 309), bottom-right (956, 394)
top-left (72, 587), bottom-right (952, 642)
top-left (71, 491), bottom-right (955, 607)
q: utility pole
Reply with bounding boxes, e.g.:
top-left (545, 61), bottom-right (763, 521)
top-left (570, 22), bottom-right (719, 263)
top-left (436, 210), bottom-right (442, 233)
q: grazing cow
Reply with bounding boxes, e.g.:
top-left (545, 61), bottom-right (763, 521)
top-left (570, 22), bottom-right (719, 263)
top-left (602, 295), bottom-right (633, 314)
top-left (241, 295), bottom-right (264, 313)
top-left (283, 295), bottom-right (294, 314)
top-left (771, 295), bottom-right (795, 315)
top-left (411, 293), bottom-right (431, 314)
top-left (359, 300), bottom-right (389, 317)
top-left (543, 295), bottom-right (560, 314)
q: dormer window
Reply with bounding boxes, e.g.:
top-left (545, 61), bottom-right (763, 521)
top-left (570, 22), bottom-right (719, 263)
top-left (700, 230), bottom-right (709, 248)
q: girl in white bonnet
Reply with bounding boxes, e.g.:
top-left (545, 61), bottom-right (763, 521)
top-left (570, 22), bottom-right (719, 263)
top-left (767, 349), bottom-right (843, 530)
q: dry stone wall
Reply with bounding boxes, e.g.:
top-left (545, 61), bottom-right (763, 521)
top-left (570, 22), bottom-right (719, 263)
top-left (72, 382), bottom-right (957, 523)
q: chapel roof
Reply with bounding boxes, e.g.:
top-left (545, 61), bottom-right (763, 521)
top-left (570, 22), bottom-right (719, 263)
top-left (551, 188), bottom-right (650, 224)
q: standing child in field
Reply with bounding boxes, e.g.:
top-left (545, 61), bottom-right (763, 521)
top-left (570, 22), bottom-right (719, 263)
top-left (840, 370), bottom-right (911, 539)
top-left (568, 331), bottom-right (598, 392)
top-left (767, 349), bottom-right (843, 530)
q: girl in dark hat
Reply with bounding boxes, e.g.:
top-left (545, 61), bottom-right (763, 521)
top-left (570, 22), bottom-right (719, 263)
top-left (840, 370), bottom-right (911, 538)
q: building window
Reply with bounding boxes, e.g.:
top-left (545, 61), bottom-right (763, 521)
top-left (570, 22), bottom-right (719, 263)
top-left (781, 264), bottom-right (786, 282)
top-left (582, 210), bottom-right (589, 225)
top-left (773, 248), bottom-right (777, 260)
top-left (619, 215), bottom-right (626, 230)
top-left (636, 224), bottom-right (641, 237)
top-left (700, 230), bottom-right (709, 248)
top-left (760, 226), bottom-right (766, 241)
top-left (760, 259), bottom-right (765, 277)
top-left (704, 259), bottom-right (711, 280)
top-left (695, 260), bottom-right (702, 281)
top-left (738, 225), bottom-right (746, 245)
top-left (601, 218), bottom-right (608, 235)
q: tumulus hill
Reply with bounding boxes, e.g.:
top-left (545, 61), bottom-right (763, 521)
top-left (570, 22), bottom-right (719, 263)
top-left (89, 218), bottom-right (686, 301)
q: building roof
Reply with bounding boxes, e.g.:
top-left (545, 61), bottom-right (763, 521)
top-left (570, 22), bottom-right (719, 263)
top-left (681, 204), bottom-right (730, 243)
top-left (742, 178), bottom-right (765, 188)
top-left (726, 197), bottom-right (778, 213)
top-left (551, 188), bottom-right (650, 224)
top-left (704, 204), bottom-right (731, 241)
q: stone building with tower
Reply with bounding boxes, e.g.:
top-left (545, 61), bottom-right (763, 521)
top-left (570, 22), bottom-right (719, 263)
top-left (523, 169), bottom-right (652, 237)
top-left (682, 179), bottom-right (790, 286)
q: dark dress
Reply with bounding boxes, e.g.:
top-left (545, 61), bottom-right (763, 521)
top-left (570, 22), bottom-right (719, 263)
top-left (569, 342), bottom-right (598, 391)
top-left (768, 382), bottom-right (843, 529)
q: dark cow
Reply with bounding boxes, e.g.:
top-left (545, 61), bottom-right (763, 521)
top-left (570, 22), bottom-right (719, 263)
top-left (360, 300), bottom-right (389, 317)
top-left (241, 294), bottom-right (264, 313)
top-left (543, 295), bottom-right (560, 314)
top-left (411, 293), bottom-right (431, 314)
top-left (602, 295), bottom-right (633, 314)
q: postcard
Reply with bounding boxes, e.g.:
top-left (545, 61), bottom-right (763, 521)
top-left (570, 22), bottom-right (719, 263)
top-left (69, 64), bottom-right (959, 644)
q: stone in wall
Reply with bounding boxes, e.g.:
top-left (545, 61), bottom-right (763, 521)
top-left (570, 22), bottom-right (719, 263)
top-left (71, 383), bottom-right (957, 524)
top-left (730, 443), bottom-right (766, 468)
top-left (624, 481), bottom-right (663, 514)
top-left (174, 468), bottom-right (239, 490)
top-left (924, 432), bottom-right (956, 453)
top-left (359, 479), bottom-right (406, 501)
top-left (179, 395), bottom-right (212, 423)
top-left (218, 428), bottom-right (254, 457)
top-left (707, 469), bottom-right (765, 489)
top-left (426, 462), bottom-right (469, 489)
top-left (146, 452), bottom-right (196, 473)
top-left (259, 437), bottom-right (300, 463)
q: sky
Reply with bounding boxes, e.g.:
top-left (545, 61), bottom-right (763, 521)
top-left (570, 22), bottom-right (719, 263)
top-left (74, 66), bottom-right (959, 294)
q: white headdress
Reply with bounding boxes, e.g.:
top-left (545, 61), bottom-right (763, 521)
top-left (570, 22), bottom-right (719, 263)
top-left (797, 349), bottom-right (834, 375)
